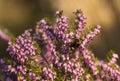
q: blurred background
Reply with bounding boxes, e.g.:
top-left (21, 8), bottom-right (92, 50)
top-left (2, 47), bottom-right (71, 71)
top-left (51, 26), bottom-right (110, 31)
top-left (0, 0), bottom-right (120, 60)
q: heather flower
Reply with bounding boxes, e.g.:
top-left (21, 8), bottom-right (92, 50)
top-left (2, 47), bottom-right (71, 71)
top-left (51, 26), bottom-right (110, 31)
top-left (0, 9), bottom-right (120, 81)
top-left (101, 63), bottom-right (120, 81)
top-left (35, 19), bottom-right (57, 43)
top-left (16, 65), bottom-right (27, 75)
top-left (42, 67), bottom-right (56, 80)
top-left (7, 29), bottom-right (36, 63)
top-left (74, 9), bottom-right (86, 39)
top-left (55, 11), bottom-right (72, 44)
top-left (109, 53), bottom-right (119, 65)
top-left (81, 48), bottom-right (98, 75)
top-left (55, 11), bottom-right (74, 54)
top-left (3, 65), bottom-right (16, 75)
top-left (63, 59), bottom-right (84, 80)
top-left (81, 25), bottom-right (101, 48)
top-left (35, 19), bottom-right (59, 65)
top-left (28, 70), bottom-right (41, 80)
top-left (0, 29), bottom-right (10, 42)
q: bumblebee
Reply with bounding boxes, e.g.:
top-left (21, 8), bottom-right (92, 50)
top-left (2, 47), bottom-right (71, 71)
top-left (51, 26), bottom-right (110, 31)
top-left (71, 39), bottom-right (81, 51)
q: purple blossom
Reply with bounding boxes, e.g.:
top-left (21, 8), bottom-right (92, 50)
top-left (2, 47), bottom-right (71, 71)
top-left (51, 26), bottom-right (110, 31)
top-left (63, 59), bottom-right (84, 80)
top-left (54, 11), bottom-right (73, 44)
top-left (74, 10), bottom-right (86, 39)
top-left (81, 25), bottom-right (101, 48)
top-left (34, 19), bottom-right (60, 66)
top-left (108, 53), bottom-right (119, 65)
top-left (2, 65), bottom-right (17, 75)
top-left (81, 48), bottom-right (98, 75)
top-left (7, 29), bottom-right (36, 63)
top-left (0, 29), bottom-right (10, 42)
top-left (101, 62), bottom-right (120, 81)
top-left (42, 67), bottom-right (56, 80)
top-left (16, 65), bottom-right (27, 75)
top-left (0, 10), bottom-right (120, 81)
top-left (39, 19), bottom-right (57, 43)
top-left (28, 70), bottom-right (41, 81)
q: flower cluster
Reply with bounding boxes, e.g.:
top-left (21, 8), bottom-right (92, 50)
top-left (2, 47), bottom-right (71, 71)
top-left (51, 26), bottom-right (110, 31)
top-left (101, 62), bottom-right (120, 81)
top-left (74, 10), bottom-right (86, 39)
top-left (63, 59), bottom-right (84, 80)
top-left (81, 25), bottom-right (101, 48)
top-left (109, 53), bottom-right (119, 65)
top-left (7, 29), bottom-right (36, 63)
top-left (55, 10), bottom-right (69, 41)
top-left (0, 9), bottom-right (120, 81)
top-left (81, 48), bottom-right (98, 75)
top-left (27, 70), bottom-right (40, 80)
top-left (55, 11), bottom-right (74, 54)
top-left (42, 67), bottom-right (56, 80)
